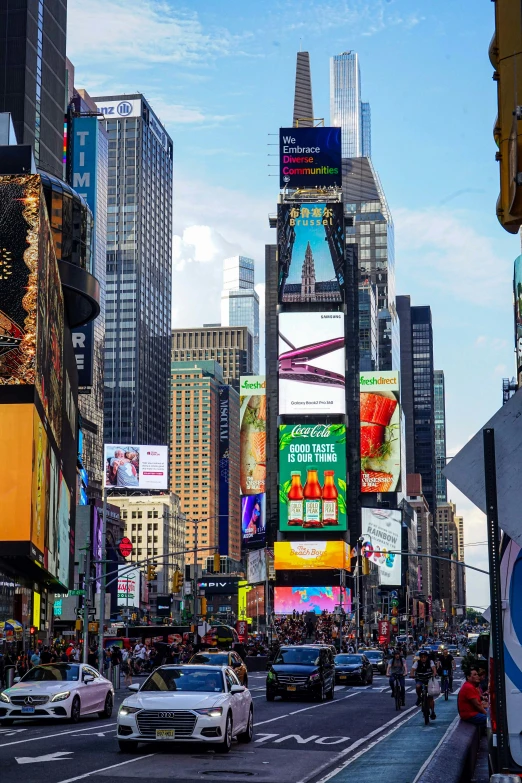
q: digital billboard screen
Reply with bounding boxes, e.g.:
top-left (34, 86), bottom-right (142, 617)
top-left (247, 549), bottom-right (267, 584)
top-left (279, 312), bottom-right (345, 415)
top-left (515, 256), bottom-right (522, 384)
top-left (361, 508), bottom-right (402, 587)
top-left (360, 371), bottom-right (401, 493)
top-left (274, 541), bottom-right (349, 570)
top-left (277, 202), bottom-right (345, 304)
top-left (279, 423), bottom-right (347, 531)
top-left (239, 375), bottom-right (266, 495)
top-left (279, 127), bottom-right (342, 188)
top-left (241, 493), bottom-right (266, 548)
top-left (104, 445), bottom-right (168, 489)
top-left (274, 586), bottom-right (348, 615)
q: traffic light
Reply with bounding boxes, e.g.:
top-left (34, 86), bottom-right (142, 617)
top-left (213, 552), bottom-right (221, 574)
top-left (172, 570), bottom-right (182, 593)
top-left (30, 625), bottom-right (36, 635)
top-left (200, 597), bottom-right (207, 616)
top-left (147, 564), bottom-right (157, 581)
top-left (361, 546), bottom-right (370, 576)
top-left (490, 1), bottom-right (522, 232)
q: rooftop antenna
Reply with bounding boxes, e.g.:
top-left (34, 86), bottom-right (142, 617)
top-left (300, 38), bottom-right (302, 52)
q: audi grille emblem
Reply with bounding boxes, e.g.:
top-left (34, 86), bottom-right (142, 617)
top-left (25, 696), bottom-right (34, 705)
top-left (159, 712), bottom-right (175, 719)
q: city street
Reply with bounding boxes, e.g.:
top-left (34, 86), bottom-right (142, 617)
top-left (0, 671), bottom-right (465, 783)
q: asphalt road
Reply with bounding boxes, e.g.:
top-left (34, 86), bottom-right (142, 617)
top-left (0, 669), bottom-right (465, 783)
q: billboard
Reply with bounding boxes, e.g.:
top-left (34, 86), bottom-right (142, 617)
top-left (274, 541), bottom-right (349, 570)
top-left (117, 566), bottom-right (140, 608)
top-left (57, 472), bottom-right (71, 588)
top-left (241, 494), bottom-right (266, 548)
top-left (239, 375), bottom-right (266, 495)
top-left (96, 98), bottom-right (142, 119)
top-left (72, 323), bottom-right (94, 388)
top-left (277, 202), bottom-right (345, 304)
top-left (274, 586), bottom-right (346, 615)
top-left (279, 312), bottom-right (345, 415)
top-left (360, 371), bottom-right (401, 493)
top-left (279, 423), bottom-right (347, 531)
top-left (247, 549), bottom-right (267, 584)
top-left (197, 577), bottom-right (240, 595)
top-left (104, 444), bottom-right (168, 489)
top-left (279, 127), bottom-right (342, 188)
top-left (515, 256), bottom-right (522, 384)
top-left (361, 508), bottom-right (402, 587)
top-left (218, 386), bottom-right (230, 555)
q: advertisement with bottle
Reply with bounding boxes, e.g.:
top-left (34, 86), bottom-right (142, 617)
top-left (279, 312), bottom-right (346, 415)
top-left (239, 375), bottom-right (266, 495)
top-left (361, 508), bottom-right (402, 587)
top-left (274, 541), bottom-right (350, 570)
top-left (274, 586), bottom-right (348, 615)
top-left (279, 423), bottom-right (347, 531)
top-left (360, 371), bottom-right (401, 493)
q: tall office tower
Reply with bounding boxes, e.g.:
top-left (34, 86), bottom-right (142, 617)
top-left (330, 52), bottom-right (372, 158)
top-left (92, 94), bottom-right (173, 445)
top-left (220, 255), bottom-right (259, 374)
top-left (455, 513), bottom-right (466, 613)
top-left (0, 0), bottom-right (67, 177)
top-left (171, 326), bottom-right (253, 391)
top-left (397, 297), bottom-right (437, 514)
top-left (434, 370), bottom-right (448, 504)
top-left (293, 51), bottom-right (314, 126)
top-left (435, 502), bottom-right (459, 622)
top-left (406, 473), bottom-right (433, 602)
top-left (170, 361), bottom-right (241, 565)
top-left (358, 283), bottom-right (377, 370)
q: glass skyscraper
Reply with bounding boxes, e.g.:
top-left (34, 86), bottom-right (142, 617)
top-left (434, 369), bottom-right (448, 504)
top-left (93, 94), bottom-right (173, 445)
top-left (220, 255), bottom-right (259, 374)
top-left (330, 52), bottom-right (372, 158)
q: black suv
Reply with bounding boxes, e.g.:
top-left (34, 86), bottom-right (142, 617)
top-left (266, 645), bottom-right (335, 702)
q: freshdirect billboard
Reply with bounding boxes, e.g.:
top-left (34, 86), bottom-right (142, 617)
top-left (104, 444), bottom-right (168, 489)
top-left (277, 202), bottom-right (345, 304)
top-left (279, 423), bottom-right (347, 531)
top-left (274, 586), bottom-right (348, 615)
top-left (279, 127), bottom-right (342, 188)
top-left (279, 312), bottom-right (345, 415)
top-left (361, 508), bottom-right (402, 587)
top-left (274, 541), bottom-right (350, 570)
top-left (239, 375), bottom-right (266, 495)
top-left (360, 371), bottom-right (401, 493)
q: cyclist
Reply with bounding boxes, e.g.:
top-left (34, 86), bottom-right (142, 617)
top-left (411, 648), bottom-right (438, 720)
top-left (437, 647), bottom-right (456, 691)
top-left (387, 649), bottom-right (408, 705)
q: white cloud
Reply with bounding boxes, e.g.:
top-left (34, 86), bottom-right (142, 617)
top-left (282, 0), bottom-right (424, 37)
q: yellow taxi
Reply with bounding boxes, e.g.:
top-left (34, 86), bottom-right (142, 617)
top-left (189, 649), bottom-right (249, 687)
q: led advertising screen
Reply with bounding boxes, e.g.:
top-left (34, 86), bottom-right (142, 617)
top-left (361, 508), bottom-right (402, 587)
top-left (239, 375), bottom-right (266, 495)
top-left (279, 127), bottom-right (342, 188)
top-left (117, 566), bottom-right (140, 608)
top-left (241, 494), bottom-right (266, 548)
top-left (360, 371), bottom-right (401, 493)
top-left (274, 586), bottom-right (349, 615)
top-left (279, 312), bottom-right (345, 415)
top-left (277, 202), bottom-right (345, 304)
top-left (104, 444), bottom-right (168, 489)
top-left (274, 541), bottom-right (350, 571)
top-left (247, 549), bottom-right (267, 584)
top-left (279, 423), bottom-right (347, 531)
top-left (515, 256), bottom-right (522, 385)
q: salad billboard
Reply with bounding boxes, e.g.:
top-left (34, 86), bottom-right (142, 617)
top-left (279, 423), bottom-right (347, 531)
top-left (360, 371), bottom-right (401, 493)
top-left (239, 375), bottom-right (266, 495)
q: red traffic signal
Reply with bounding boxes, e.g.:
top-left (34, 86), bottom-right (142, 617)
top-left (30, 626), bottom-right (36, 635)
top-left (118, 537), bottom-right (133, 558)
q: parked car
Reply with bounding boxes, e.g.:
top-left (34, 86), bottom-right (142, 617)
top-left (361, 649), bottom-right (387, 675)
top-left (266, 645), bottom-right (335, 702)
top-left (0, 663), bottom-right (114, 724)
top-left (189, 650), bottom-right (248, 687)
top-left (117, 664), bottom-right (253, 753)
top-left (334, 653), bottom-right (373, 685)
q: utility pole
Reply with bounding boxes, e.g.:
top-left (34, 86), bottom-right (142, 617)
top-left (339, 568), bottom-right (344, 653)
top-left (354, 549), bottom-right (360, 652)
top-left (97, 487), bottom-right (107, 673)
top-left (125, 577), bottom-right (129, 637)
top-left (82, 537), bottom-right (91, 664)
top-left (193, 518), bottom-right (199, 644)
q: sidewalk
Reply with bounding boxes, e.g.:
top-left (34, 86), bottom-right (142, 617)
top-left (318, 691), bottom-right (461, 783)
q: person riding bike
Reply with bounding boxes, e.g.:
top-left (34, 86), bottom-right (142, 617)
top-left (410, 649), bottom-right (438, 720)
top-left (387, 649), bottom-right (408, 706)
top-left (437, 648), bottom-right (456, 691)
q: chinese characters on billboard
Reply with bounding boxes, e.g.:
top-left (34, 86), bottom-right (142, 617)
top-left (274, 541), bottom-right (350, 570)
top-left (279, 312), bottom-right (345, 415)
top-left (279, 423), bottom-right (347, 531)
top-left (241, 494), bottom-right (266, 548)
top-left (104, 444), bottom-right (168, 489)
top-left (279, 127), bottom-right (342, 188)
top-left (361, 508), bottom-right (402, 587)
top-left (360, 371), bottom-right (401, 493)
top-left (274, 586), bottom-right (349, 615)
top-left (277, 202), bottom-right (345, 304)
top-left (239, 375), bottom-right (266, 495)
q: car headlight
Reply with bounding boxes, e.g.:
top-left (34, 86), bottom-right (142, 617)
top-left (352, 668), bottom-right (362, 673)
top-left (0, 692), bottom-right (10, 703)
top-left (195, 707), bottom-right (223, 717)
top-left (118, 705), bottom-right (141, 716)
top-left (51, 691), bottom-right (71, 702)
top-left (309, 672), bottom-right (321, 682)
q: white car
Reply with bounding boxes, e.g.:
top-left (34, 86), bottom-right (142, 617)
top-left (117, 664), bottom-right (253, 753)
top-left (0, 663), bottom-right (114, 723)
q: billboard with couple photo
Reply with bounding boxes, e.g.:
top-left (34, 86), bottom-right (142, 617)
top-left (104, 444), bottom-right (168, 489)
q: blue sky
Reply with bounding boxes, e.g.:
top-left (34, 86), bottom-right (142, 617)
top-left (67, 0), bottom-right (515, 609)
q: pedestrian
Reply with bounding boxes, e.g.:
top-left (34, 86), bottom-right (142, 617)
top-left (458, 669), bottom-right (488, 726)
top-left (30, 648), bottom-right (41, 667)
top-left (122, 648), bottom-right (132, 687)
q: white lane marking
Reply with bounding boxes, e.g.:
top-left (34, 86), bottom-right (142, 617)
top-left (0, 722), bottom-right (117, 748)
top-left (16, 751), bottom-right (73, 765)
top-left (255, 692), bottom-right (359, 727)
top-left (82, 731), bottom-right (117, 737)
top-left (274, 734), bottom-right (320, 744)
top-left (53, 754), bottom-right (156, 783)
top-left (334, 686), bottom-right (346, 691)
top-left (411, 716), bottom-right (460, 782)
top-left (254, 733), bottom-right (280, 744)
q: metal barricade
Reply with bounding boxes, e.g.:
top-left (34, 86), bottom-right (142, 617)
top-left (110, 664), bottom-right (120, 691)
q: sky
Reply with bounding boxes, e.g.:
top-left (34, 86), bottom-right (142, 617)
top-left (66, 0), bottom-right (518, 611)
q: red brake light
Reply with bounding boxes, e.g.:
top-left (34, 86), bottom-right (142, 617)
top-left (489, 657), bottom-right (497, 733)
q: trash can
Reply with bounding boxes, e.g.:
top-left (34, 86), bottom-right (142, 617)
top-left (110, 664), bottom-right (120, 691)
top-left (4, 666), bottom-right (15, 688)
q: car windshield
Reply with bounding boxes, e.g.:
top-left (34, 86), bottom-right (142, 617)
top-left (273, 648), bottom-right (319, 666)
top-left (335, 655), bottom-right (363, 665)
top-left (21, 664), bottom-right (80, 682)
top-left (141, 668), bottom-right (224, 693)
top-left (364, 651), bottom-right (382, 659)
top-left (190, 654), bottom-right (228, 666)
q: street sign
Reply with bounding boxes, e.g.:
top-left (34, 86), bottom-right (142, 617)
top-left (69, 589), bottom-right (85, 596)
top-left (444, 388), bottom-right (522, 546)
top-left (118, 537), bottom-right (133, 558)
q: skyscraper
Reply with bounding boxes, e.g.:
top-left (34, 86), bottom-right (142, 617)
top-left (220, 255), bottom-right (259, 374)
top-left (93, 94), bottom-right (173, 445)
top-left (172, 326), bottom-right (253, 391)
top-left (434, 369), bottom-right (448, 504)
top-left (0, 0), bottom-right (67, 178)
top-left (330, 52), bottom-right (372, 158)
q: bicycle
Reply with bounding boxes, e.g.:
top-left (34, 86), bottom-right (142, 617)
top-left (415, 673), bottom-right (432, 725)
top-left (390, 673), bottom-right (403, 711)
top-left (440, 669), bottom-right (451, 701)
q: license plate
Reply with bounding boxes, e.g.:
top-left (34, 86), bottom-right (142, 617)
top-left (340, 675), bottom-right (347, 680)
top-left (21, 706), bottom-right (35, 714)
top-left (156, 729), bottom-right (175, 739)
top-left (287, 685), bottom-right (297, 692)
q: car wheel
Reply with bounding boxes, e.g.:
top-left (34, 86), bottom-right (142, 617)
top-left (326, 682), bottom-right (334, 700)
top-left (69, 696), bottom-right (81, 724)
top-left (316, 684), bottom-right (326, 702)
top-left (99, 692), bottom-right (113, 718)
top-left (216, 713), bottom-right (232, 753)
top-left (266, 690), bottom-right (275, 702)
top-left (238, 706), bottom-right (253, 743)
top-left (118, 740), bottom-right (139, 753)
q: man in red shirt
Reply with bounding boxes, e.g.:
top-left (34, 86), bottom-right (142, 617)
top-left (458, 669), bottom-right (488, 726)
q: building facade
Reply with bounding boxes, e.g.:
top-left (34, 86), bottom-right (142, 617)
top-left (172, 326), bottom-right (253, 392)
top-left (92, 93), bottom-right (173, 445)
top-left (436, 502), bottom-right (459, 623)
top-left (434, 369), bottom-right (447, 504)
top-left (330, 51), bottom-right (371, 158)
top-left (220, 255), bottom-right (259, 374)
